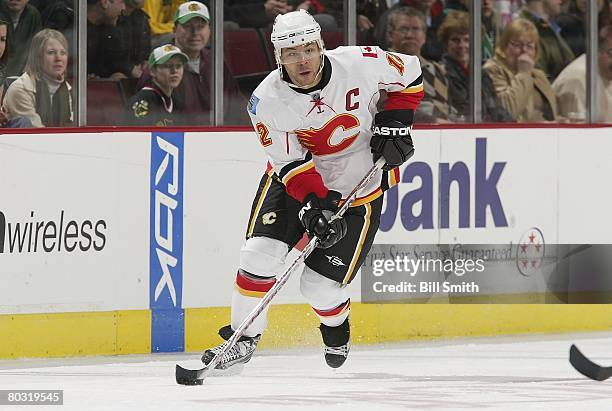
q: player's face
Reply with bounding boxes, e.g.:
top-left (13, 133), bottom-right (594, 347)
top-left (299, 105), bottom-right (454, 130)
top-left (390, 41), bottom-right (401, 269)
top-left (388, 15), bottom-right (426, 56)
top-left (446, 32), bottom-right (469, 69)
top-left (152, 55), bottom-right (185, 93)
top-left (174, 17), bottom-right (210, 57)
top-left (42, 38), bottom-right (68, 80)
top-left (280, 42), bottom-right (323, 87)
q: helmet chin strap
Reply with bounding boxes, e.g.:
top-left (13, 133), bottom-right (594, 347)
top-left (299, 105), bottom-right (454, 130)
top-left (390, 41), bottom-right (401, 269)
top-left (280, 53), bottom-right (325, 89)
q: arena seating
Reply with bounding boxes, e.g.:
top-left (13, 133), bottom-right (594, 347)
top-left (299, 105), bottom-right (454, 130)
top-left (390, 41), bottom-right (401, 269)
top-left (85, 30), bottom-right (351, 125)
top-left (224, 29), bottom-right (274, 96)
top-left (87, 80), bottom-right (127, 126)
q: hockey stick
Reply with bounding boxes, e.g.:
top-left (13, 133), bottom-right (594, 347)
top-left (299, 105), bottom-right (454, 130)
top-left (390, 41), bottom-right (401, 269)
top-left (175, 158), bottom-right (386, 385)
top-left (569, 344), bottom-right (612, 381)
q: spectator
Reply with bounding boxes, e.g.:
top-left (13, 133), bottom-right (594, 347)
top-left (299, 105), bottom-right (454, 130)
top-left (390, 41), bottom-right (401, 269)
top-left (127, 44), bottom-right (186, 126)
top-left (405, 0), bottom-right (444, 61)
top-left (386, 6), bottom-right (453, 123)
top-left (484, 18), bottom-right (559, 122)
top-left (87, 0), bottom-right (139, 80)
top-left (377, 0), bottom-right (445, 61)
top-left (0, 17), bottom-right (29, 127)
top-left (118, 0), bottom-right (151, 80)
top-left (138, 1), bottom-right (248, 125)
top-left (3, 29), bottom-right (73, 127)
top-left (438, 11), bottom-right (511, 122)
top-left (557, 0), bottom-right (611, 57)
top-left (441, 0), bottom-right (503, 61)
top-left (520, 0), bottom-right (575, 81)
top-left (0, 0), bottom-right (42, 76)
top-left (553, 25), bottom-right (612, 122)
top-left (142, 0), bottom-right (182, 48)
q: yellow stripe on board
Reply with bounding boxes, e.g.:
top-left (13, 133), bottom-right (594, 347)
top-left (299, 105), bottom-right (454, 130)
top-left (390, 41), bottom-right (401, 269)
top-left (3, 304), bottom-right (612, 359)
top-left (185, 303), bottom-right (612, 352)
top-left (0, 310), bottom-right (150, 359)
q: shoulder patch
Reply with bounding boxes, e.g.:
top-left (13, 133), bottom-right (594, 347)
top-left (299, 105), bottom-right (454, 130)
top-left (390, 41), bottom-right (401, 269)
top-left (359, 46), bottom-right (378, 58)
top-left (248, 94), bottom-right (260, 115)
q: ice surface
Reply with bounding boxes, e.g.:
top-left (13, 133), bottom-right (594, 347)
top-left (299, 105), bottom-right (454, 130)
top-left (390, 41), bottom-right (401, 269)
top-left (1, 332), bottom-right (612, 410)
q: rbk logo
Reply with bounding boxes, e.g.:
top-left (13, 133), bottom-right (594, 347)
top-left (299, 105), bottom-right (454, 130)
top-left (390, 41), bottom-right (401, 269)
top-left (295, 114), bottom-right (360, 156)
top-left (153, 136), bottom-right (181, 307)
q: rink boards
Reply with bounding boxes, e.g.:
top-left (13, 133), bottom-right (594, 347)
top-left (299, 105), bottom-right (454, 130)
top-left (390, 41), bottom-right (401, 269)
top-left (1, 126), bottom-right (612, 358)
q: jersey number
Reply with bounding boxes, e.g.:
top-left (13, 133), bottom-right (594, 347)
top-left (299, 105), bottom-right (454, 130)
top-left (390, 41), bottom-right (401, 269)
top-left (256, 122), bottom-right (272, 147)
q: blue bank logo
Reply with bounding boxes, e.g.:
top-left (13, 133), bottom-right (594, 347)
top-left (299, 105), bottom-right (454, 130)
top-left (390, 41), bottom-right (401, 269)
top-left (381, 138), bottom-right (508, 231)
top-left (150, 132), bottom-right (184, 352)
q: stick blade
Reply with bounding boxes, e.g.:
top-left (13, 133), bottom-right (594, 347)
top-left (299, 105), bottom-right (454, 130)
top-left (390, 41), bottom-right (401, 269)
top-left (570, 344), bottom-right (612, 381)
top-left (175, 364), bottom-right (204, 385)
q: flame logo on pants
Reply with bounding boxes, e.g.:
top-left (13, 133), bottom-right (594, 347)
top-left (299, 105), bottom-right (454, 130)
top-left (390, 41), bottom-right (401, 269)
top-left (295, 114), bottom-right (360, 156)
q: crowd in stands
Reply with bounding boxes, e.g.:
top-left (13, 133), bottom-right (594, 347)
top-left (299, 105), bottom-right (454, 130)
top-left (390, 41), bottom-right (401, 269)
top-left (0, 0), bottom-right (610, 128)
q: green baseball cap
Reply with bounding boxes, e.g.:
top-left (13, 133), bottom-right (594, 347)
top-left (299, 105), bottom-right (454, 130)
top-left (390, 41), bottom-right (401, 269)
top-left (148, 44), bottom-right (188, 67)
top-left (174, 1), bottom-right (210, 24)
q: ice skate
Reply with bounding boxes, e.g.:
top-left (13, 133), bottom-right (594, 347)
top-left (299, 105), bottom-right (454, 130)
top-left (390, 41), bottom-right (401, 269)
top-left (201, 325), bottom-right (261, 370)
top-left (319, 318), bottom-right (350, 368)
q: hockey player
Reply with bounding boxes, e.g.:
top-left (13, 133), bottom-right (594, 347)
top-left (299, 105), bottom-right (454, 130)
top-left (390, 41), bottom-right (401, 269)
top-left (202, 10), bottom-right (423, 370)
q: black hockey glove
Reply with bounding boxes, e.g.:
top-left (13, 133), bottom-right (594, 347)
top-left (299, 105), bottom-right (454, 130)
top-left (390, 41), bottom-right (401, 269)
top-left (370, 113), bottom-right (415, 171)
top-left (299, 191), bottom-right (348, 249)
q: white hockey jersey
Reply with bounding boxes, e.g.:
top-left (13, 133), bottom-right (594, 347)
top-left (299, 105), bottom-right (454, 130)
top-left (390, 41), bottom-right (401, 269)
top-left (247, 46), bottom-right (423, 206)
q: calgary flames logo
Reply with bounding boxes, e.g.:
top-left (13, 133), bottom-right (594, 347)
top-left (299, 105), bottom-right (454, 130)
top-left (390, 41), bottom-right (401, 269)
top-left (295, 114), bottom-right (360, 156)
